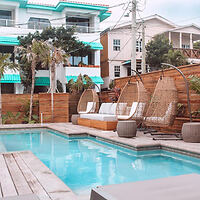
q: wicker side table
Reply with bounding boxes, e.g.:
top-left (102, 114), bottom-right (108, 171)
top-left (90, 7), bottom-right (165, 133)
top-left (182, 122), bottom-right (200, 143)
top-left (71, 114), bottom-right (80, 125)
top-left (117, 120), bottom-right (137, 138)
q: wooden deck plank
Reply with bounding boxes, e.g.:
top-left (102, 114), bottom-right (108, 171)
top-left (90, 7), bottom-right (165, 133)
top-left (0, 154), bottom-right (17, 197)
top-left (19, 151), bottom-right (77, 200)
top-left (4, 154), bottom-right (32, 196)
top-left (13, 153), bottom-right (52, 200)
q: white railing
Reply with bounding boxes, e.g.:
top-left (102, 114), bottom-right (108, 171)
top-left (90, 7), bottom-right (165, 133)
top-left (27, 21), bottom-right (51, 30)
top-left (0, 19), bottom-right (15, 27)
top-left (66, 24), bottom-right (95, 33)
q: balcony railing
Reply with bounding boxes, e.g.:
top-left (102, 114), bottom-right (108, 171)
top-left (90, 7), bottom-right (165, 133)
top-left (27, 21), bottom-right (51, 30)
top-left (174, 48), bottom-right (200, 59)
top-left (66, 23), bottom-right (95, 33)
top-left (0, 19), bottom-right (15, 27)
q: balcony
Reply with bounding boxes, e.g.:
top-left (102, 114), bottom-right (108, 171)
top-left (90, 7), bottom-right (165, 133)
top-left (27, 21), bottom-right (51, 30)
top-left (0, 19), bottom-right (15, 27)
top-left (174, 48), bottom-right (200, 59)
top-left (66, 23), bottom-right (95, 33)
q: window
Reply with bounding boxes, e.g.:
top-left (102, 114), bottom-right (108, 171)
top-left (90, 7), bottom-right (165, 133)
top-left (0, 10), bottom-right (13, 27)
top-left (136, 39), bottom-right (142, 52)
top-left (182, 44), bottom-right (190, 49)
top-left (68, 52), bottom-right (94, 67)
top-left (66, 17), bottom-right (90, 33)
top-left (1, 83), bottom-right (14, 94)
top-left (114, 66), bottom-right (120, 77)
top-left (113, 39), bottom-right (120, 51)
top-left (28, 17), bottom-right (50, 30)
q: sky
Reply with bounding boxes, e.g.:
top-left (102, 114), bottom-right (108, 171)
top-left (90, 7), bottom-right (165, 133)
top-left (30, 0), bottom-right (200, 29)
top-left (102, 0), bottom-right (200, 29)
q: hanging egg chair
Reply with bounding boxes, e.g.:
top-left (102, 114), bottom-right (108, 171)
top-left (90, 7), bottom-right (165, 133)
top-left (116, 80), bottom-right (150, 121)
top-left (77, 89), bottom-right (99, 114)
top-left (144, 76), bottom-right (178, 127)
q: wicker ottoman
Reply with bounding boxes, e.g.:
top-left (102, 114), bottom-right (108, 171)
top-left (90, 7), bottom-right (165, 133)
top-left (71, 114), bottom-right (79, 125)
top-left (117, 121), bottom-right (137, 138)
top-left (182, 122), bottom-right (200, 143)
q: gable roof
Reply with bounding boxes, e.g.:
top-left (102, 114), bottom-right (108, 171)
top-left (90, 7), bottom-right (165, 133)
top-left (138, 14), bottom-right (177, 28)
top-left (168, 24), bottom-right (200, 32)
top-left (104, 14), bottom-right (178, 33)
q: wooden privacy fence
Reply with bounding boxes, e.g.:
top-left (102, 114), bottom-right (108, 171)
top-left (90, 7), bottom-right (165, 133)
top-left (2, 93), bottom-right (80, 124)
top-left (114, 64), bottom-right (200, 133)
top-left (2, 94), bottom-right (39, 124)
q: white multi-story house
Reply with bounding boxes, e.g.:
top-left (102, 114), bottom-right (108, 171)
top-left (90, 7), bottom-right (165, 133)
top-left (0, 0), bottom-right (111, 93)
top-left (101, 14), bottom-right (200, 89)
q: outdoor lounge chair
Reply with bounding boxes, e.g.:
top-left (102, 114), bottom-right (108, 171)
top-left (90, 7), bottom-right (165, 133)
top-left (116, 80), bottom-right (150, 122)
top-left (143, 76), bottom-right (180, 139)
top-left (77, 89), bottom-right (99, 114)
top-left (78, 103), bottom-right (118, 130)
top-left (144, 76), bottom-right (178, 127)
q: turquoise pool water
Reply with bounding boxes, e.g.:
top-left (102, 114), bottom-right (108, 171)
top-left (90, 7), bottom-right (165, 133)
top-left (0, 129), bottom-right (200, 195)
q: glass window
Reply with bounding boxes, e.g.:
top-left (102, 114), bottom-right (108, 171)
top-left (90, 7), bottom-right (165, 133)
top-left (0, 10), bottom-right (12, 27)
top-left (0, 10), bottom-right (11, 19)
top-left (28, 17), bottom-right (50, 30)
top-left (136, 39), bottom-right (142, 52)
top-left (182, 44), bottom-right (190, 49)
top-left (68, 56), bottom-right (89, 66)
top-left (113, 39), bottom-right (120, 51)
top-left (66, 17), bottom-right (90, 33)
top-left (114, 66), bottom-right (120, 77)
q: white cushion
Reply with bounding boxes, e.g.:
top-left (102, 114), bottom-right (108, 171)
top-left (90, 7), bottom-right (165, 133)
top-left (133, 102), bottom-right (146, 119)
top-left (117, 103), bottom-right (127, 115)
top-left (80, 113), bottom-right (117, 121)
top-left (99, 103), bottom-right (113, 114)
top-left (110, 103), bottom-right (117, 115)
top-left (145, 102), bottom-right (174, 124)
top-left (129, 102), bottom-right (138, 116)
top-left (79, 102), bottom-right (96, 114)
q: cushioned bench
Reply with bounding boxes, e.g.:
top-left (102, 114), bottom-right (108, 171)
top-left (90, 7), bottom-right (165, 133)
top-left (78, 103), bottom-right (118, 130)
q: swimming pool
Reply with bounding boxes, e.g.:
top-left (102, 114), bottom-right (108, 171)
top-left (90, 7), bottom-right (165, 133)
top-left (0, 129), bottom-right (200, 195)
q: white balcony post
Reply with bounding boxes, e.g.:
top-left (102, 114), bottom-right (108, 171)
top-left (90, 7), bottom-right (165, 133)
top-left (179, 32), bottom-right (182, 49)
top-left (190, 33), bottom-right (193, 49)
top-left (169, 31), bottom-right (171, 44)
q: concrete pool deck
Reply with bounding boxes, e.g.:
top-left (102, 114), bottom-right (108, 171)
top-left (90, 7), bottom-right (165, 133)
top-left (0, 123), bottom-right (200, 200)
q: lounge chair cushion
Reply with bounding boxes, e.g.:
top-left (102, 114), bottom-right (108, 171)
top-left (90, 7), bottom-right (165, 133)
top-left (110, 103), bottom-right (117, 115)
top-left (117, 103), bottom-right (127, 115)
top-left (99, 103), bottom-right (113, 114)
top-left (80, 113), bottom-right (117, 121)
top-left (118, 102), bottom-right (138, 120)
top-left (79, 102), bottom-right (96, 114)
top-left (133, 102), bottom-right (146, 119)
top-left (145, 102), bottom-right (174, 125)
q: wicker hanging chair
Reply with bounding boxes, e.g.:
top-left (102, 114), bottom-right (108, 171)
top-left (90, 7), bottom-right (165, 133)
top-left (116, 80), bottom-right (150, 121)
top-left (144, 76), bottom-right (178, 127)
top-left (77, 89), bottom-right (99, 114)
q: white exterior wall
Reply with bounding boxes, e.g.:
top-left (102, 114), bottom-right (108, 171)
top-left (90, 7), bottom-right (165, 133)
top-left (102, 17), bottom-right (200, 88)
top-left (0, 1), bottom-right (104, 93)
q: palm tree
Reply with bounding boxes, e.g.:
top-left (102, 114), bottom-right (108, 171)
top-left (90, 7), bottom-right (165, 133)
top-left (17, 39), bottom-right (50, 123)
top-left (0, 53), bottom-right (18, 124)
top-left (48, 47), bottom-right (66, 122)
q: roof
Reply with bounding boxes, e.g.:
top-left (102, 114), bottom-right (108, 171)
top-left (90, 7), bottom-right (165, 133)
top-left (66, 76), bottom-right (104, 84)
top-left (0, 74), bottom-right (21, 83)
top-left (166, 24), bottom-right (200, 32)
top-left (35, 77), bottom-right (50, 86)
top-left (5, 0), bottom-right (111, 22)
top-left (101, 14), bottom-right (178, 34)
top-left (0, 36), bottom-right (20, 46)
top-left (82, 41), bottom-right (103, 50)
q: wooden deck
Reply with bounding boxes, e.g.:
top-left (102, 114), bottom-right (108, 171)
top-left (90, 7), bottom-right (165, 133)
top-left (0, 151), bottom-right (77, 200)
